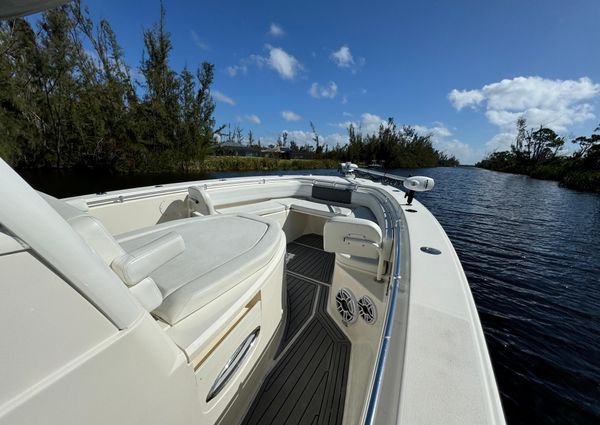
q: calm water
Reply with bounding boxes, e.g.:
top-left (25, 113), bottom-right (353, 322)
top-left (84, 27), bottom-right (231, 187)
top-left (20, 166), bottom-right (600, 424)
top-left (412, 167), bottom-right (600, 425)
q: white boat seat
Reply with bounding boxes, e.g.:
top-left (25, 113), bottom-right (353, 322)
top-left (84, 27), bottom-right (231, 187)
top-left (275, 197), bottom-right (353, 218)
top-left (187, 183), bottom-right (356, 220)
top-left (40, 193), bottom-right (167, 311)
top-left (41, 193), bottom-right (285, 325)
top-left (117, 214), bottom-right (283, 324)
top-left (214, 197), bottom-right (354, 219)
top-left (111, 232), bottom-right (185, 286)
top-left (324, 216), bottom-right (386, 280)
top-left (215, 200), bottom-right (287, 216)
top-left (336, 253), bottom-right (380, 274)
top-left (324, 216), bottom-right (382, 259)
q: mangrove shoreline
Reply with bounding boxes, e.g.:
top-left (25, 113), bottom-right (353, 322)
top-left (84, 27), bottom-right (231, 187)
top-left (476, 119), bottom-right (600, 194)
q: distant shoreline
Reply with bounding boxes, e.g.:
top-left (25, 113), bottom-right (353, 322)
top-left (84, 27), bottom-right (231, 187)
top-left (15, 156), bottom-right (464, 175)
top-left (475, 165), bottom-right (600, 194)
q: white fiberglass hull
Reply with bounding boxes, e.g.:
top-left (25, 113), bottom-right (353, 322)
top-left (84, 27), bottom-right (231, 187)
top-left (0, 159), bottom-right (504, 424)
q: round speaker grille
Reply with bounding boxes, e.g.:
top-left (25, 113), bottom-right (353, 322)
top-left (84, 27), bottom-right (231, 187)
top-left (335, 288), bottom-right (357, 324)
top-left (358, 295), bottom-right (377, 325)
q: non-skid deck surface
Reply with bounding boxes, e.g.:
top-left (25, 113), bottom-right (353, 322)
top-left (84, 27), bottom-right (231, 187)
top-left (293, 233), bottom-right (325, 250)
top-left (278, 275), bottom-right (317, 351)
top-left (242, 235), bottom-right (350, 425)
top-left (286, 238), bottom-right (335, 284)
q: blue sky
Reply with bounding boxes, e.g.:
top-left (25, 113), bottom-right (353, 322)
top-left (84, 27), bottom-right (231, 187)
top-left (78, 0), bottom-right (600, 163)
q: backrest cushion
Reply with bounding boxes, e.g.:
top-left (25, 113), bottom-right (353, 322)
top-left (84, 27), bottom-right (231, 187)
top-left (324, 216), bottom-right (382, 260)
top-left (40, 193), bottom-right (125, 265)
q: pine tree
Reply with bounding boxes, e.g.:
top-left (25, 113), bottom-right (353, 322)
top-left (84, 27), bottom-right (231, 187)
top-left (196, 61), bottom-right (221, 155)
top-left (139, 1), bottom-right (181, 160)
top-left (0, 1), bottom-right (220, 172)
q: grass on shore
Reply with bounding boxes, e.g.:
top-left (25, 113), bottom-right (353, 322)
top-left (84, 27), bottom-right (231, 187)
top-left (188, 156), bottom-right (339, 172)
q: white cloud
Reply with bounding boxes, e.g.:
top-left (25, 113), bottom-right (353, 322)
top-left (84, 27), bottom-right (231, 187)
top-left (226, 48), bottom-right (301, 80)
top-left (282, 110), bottom-right (302, 122)
top-left (448, 89), bottom-right (484, 110)
top-left (449, 76), bottom-right (600, 132)
top-left (413, 124), bottom-right (478, 164)
top-left (361, 113), bottom-right (387, 133)
top-left (330, 45), bottom-right (365, 72)
top-left (237, 114), bottom-right (261, 124)
top-left (435, 139), bottom-right (477, 164)
top-left (449, 76), bottom-right (600, 160)
top-left (226, 65), bottom-right (245, 77)
top-left (213, 90), bottom-right (236, 106)
top-left (269, 23), bottom-right (285, 37)
top-left (333, 112), bottom-right (386, 134)
top-left (226, 54), bottom-right (265, 77)
top-left (485, 132), bottom-right (515, 152)
top-left (309, 81), bottom-right (338, 99)
top-left (266, 46), bottom-right (302, 80)
top-left (413, 124), bottom-right (453, 138)
top-left (190, 30), bottom-right (209, 51)
top-left (322, 132), bottom-right (348, 147)
top-left (341, 95), bottom-right (348, 104)
top-left (245, 114), bottom-right (261, 124)
top-left (330, 45), bottom-right (354, 68)
top-left (342, 112), bottom-right (353, 117)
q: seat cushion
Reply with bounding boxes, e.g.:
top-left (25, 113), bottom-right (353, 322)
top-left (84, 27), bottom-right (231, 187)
top-left (117, 214), bottom-right (284, 324)
top-left (216, 200), bottom-right (287, 216)
top-left (336, 253), bottom-right (380, 274)
top-left (215, 197), bottom-right (353, 218)
top-left (275, 198), bottom-right (352, 217)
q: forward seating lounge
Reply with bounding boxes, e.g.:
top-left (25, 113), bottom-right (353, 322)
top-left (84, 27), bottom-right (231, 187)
top-left (0, 155), bottom-right (506, 425)
top-left (29, 177), bottom-right (393, 424)
top-left (42, 193), bottom-right (286, 325)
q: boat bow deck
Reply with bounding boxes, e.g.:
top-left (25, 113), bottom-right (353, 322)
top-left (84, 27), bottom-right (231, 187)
top-left (242, 235), bottom-right (350, 425)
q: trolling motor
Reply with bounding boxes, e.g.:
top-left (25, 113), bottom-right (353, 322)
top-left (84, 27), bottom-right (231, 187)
top-left (338, 163), bottom-right (435, 205)
top-left (403, 176), bottom-right (435, 205)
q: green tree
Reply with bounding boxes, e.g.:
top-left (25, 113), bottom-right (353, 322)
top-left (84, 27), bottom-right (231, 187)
top-left (71, 1), bottom-right (137, 169)
top-left (572, 124), bottom-right (600, 158)
top-left (0, 18), bottom-right (43, 166)
top-left (138, 1), bottom-right (181, 161)
top-left (528, 126), bottom-right (564, 163)
top-left (196, 62), bottom-right (221, 153)
top-left (310, 121), bottom-right (322, 156)
top-left (0, 1), bottom-right (219, 172)
top-left (177, 66), bottom-right (200, 168)
top-left (34, 6), bottom-right (88, 168)
top-left (234, 125), bottom-right (244, 144)
top-left (343, 120), bottom-right (453, 168)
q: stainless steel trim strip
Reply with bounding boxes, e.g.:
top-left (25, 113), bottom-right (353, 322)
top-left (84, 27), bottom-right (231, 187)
top-left (363, 223), bottom-right (403, 425)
